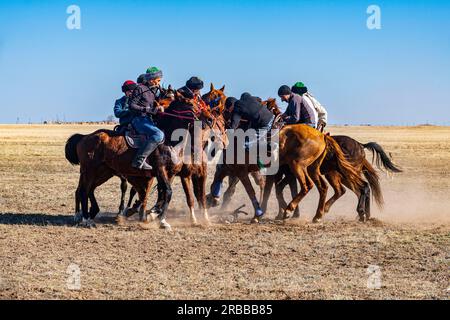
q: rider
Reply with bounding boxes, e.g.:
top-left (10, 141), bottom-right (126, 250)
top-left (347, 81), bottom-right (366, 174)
top-left (114, 80), bottom-right (137, 129)
top-left (209, 93), bottom-right (273, 217)
top-left (291, 82), bottom-right (328, 131)
top-left (136, 74), bottom-right (146, 85)
top-left (128, 67), bottom-right (165, 170)
top-left (278, 85), bottom-right (317, 128)
top-left (178, 76), bottom-right (204, 100)
top-left (230, 92), bottom-right (274, 131)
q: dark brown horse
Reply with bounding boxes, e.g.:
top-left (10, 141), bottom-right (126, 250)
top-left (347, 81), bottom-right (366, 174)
top-left (66, 86), bottom-right (176, 224)
top-left (138, 84), bottom-right (229, 225)
top-left (65, 90), bottom-right (216, 229)
top-left (208, 98), bottom-right (281, 211)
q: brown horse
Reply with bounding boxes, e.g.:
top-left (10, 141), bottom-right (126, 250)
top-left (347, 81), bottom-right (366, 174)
top-left (65, 90), bottom-right (216, 229)
top-left (66, 86), bottom-right (176, 223)
top-left (261, 135), bottom-right (402, 222)
top-left (208, 97), bottom-right (280, 211)
top-left (144, 84), bottom-right (228, 225)
top-left (265, 125), bottom-right (365, 223)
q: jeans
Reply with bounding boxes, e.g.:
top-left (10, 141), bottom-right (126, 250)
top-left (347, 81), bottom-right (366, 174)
top-left (132, 117), bottom-right (164, 144)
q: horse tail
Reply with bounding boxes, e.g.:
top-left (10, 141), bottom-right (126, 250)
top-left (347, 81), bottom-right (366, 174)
top-left (362, 158), bottom-right (384, 209)
top-left (363, 142), bottom-right (402, 173)
top-left (325, 135), bottom-right (365, 192)
top-left (65, 133), bottom-right (85, 165)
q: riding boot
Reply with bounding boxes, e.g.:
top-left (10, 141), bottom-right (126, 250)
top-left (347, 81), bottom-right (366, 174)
top-left (132, 140), bottom-right (159, 170)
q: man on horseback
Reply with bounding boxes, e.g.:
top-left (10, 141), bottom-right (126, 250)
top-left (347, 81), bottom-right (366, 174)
top-left (178, 76), bottom-right (204, 100)
top-left (114, 80), bottom-right (137, 129)
top-left (129, 67), bottom-right (165, 170)
top-left (230, 93), bottom-right (274, 131)
top-left (291, 82), bottom-right (328, 132)
top-left (209, 93), bottom-right (274, 213)
top-left (278, 85), bottom-right (317, 128)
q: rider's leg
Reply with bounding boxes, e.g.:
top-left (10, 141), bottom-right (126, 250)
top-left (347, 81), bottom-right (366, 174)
top-left (131, 117), bottom-right (164, 170)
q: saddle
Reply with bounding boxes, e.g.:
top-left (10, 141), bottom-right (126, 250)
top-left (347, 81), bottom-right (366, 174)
top-left (115, 124), bottom-right (148, 149)
top-left (125, 131), bottom-right (148, 149)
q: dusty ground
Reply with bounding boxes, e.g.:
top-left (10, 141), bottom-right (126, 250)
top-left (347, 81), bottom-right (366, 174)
top-left (0, 124), bottom-right (449, 300)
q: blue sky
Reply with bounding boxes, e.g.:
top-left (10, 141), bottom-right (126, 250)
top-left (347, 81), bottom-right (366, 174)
top-left (0, 0), bottom-right (449, 125)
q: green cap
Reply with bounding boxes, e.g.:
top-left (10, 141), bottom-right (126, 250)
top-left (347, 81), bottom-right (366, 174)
top-left (293, 82), bottom-right (305, 88)
top-left (146, 66), bottom-right (160, 74)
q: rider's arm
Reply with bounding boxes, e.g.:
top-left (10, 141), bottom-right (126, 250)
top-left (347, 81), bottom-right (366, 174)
top-left (129, 87), bottom-right (151, 113)
top-left (283, 96), bottom-right (302, 124)
top-left (230, 112), bottom-right (242, 130)
top-left (114, 97), bottom-right (129, 118)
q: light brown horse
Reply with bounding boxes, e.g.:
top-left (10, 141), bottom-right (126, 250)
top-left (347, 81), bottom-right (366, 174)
top-left (265, 125), bottom-right (365, 223)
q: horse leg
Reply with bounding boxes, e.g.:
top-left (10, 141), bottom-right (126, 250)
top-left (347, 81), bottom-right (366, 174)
top-left (207, 164), bottom-right (230, 208)
top-left (180, 176), bottom-right (197, 225)
top-left (124, 186), bottom-right (140, 217)
top-left (88, 188), bottom-right (100, 220)
top-left (138, 178), bottom-right (153, 223)
top-left (251, 171), bottom-right (265, 203)
top-left (155, 169), bottom-right (173, 230)
top-left (287, 174), bottom-right (300, 218)
top-left (74, 179), bottom-right (82, 223)
top-left (343, 178), bottom-right (370, 222)
top-left (284, 163), bottom-right (314, 219)
top-left (261, 174), bottom-right (276, 216)
top-left (118, 177), bottom-right (128, 215)
top-left (275, 175), bottom-right (290, 220)
top-left (193, 170), bottom-right (209, 224)
top-left (78, 169), bottom-right (96, 227)
top-left (238, 173), bottom-right (263, 223)
top-left (221, 176), bottom-right (239, 210)
top-left (364, 183), bottom-right (371, 220)
top-left (308, 155), bottom-right (329, 223)
top-left (324, 172), bottom-right (346, 214)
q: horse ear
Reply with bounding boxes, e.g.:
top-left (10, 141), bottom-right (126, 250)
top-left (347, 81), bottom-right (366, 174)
top-left (210, 83), bottom-right (215, 92)
top-left (168, 84), bottom-right (172, 90)
top-left (220, 85), bottom-right (225, 92)
top-left (175, 90), bottom-right (183, 100)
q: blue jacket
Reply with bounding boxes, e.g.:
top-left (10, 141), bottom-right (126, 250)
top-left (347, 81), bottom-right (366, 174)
top-left (114, 96), bottom-right (133, 125)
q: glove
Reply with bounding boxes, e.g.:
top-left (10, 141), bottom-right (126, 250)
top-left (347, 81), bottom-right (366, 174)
top-left (144, 106), bottom-right (152, 114)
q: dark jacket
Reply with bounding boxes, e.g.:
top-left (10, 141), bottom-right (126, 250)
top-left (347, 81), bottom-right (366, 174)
top-left (283, 93), bottom-right (312, 125)
top-left (230, 94), bottom-right (274, 130)
top-left (114, 96), bottom-right (133, 125)
top-left (129, 84), bottom-right (157, 117)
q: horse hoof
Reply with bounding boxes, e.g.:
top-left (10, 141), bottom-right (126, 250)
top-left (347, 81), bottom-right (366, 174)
top-left (159, 219), bottom-right (172, 231)
top-left (124, 207), bottom-right (138, 218)
top-left (206, 194), bottom-right (220, 208)
top-left (74, 211), bottom-right (83, 224)
top-left (149, 212), bottom-right (159, 222)
top-left (138, 222), bottom-right (152, 230)
top-left (283, 210), bottom-right (293, 220)
top-left (274, 213), bottom-right (284, 221)
top-left (79, 218), bottom-right (96, 228)
top-left (116, 215), bottom-right (127, 226)
top-left (250, 217), bottom-right (260, 224)
top-left (312, 217), bottom-right (322, 223)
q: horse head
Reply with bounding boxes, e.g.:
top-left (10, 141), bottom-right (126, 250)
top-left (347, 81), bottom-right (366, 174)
top-left (157, 84), bottom-right (176, 109)
top-left (202, 83), bottom-right (227, 115)
top-left (262, 98), bottom-right (282, 116)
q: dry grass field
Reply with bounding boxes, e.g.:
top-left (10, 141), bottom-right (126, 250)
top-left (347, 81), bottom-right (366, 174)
top-left (0, 124), bottom-right (449, 300)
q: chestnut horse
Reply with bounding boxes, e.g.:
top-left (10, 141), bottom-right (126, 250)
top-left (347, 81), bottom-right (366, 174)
top-left (261, 136), bottom-right (402, 222)
top-left (66, 86), bottom-right (176, 224)
top-left (142, 83), bottom-right (228, 225)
